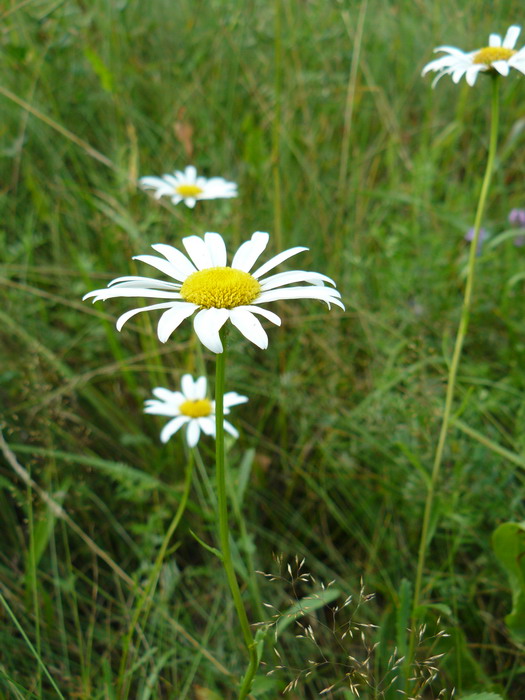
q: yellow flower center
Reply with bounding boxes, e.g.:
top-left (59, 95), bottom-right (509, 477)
top-left (180, 398), bottom-right (212, 418)
top-left (180, 267), bottom-right (261, 309)
top-left (176, 183), bottom-right (204, 198)
top-left (473, 46), bottom-right (516, 65)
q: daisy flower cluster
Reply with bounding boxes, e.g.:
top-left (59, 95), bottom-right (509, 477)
top-left (85, 161), bottom-right (344, 445)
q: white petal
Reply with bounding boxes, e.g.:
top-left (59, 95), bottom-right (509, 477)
top-left (157, 303), bottom-right (199, 342)
top-left (465, 67), bottom-right (481, 85)
top-left (151, 244), bottom-right (197, 279)
top-left (194, 376), bottom-right (207, 399)
top-left (144, 400), bottom-right (181, 417)
top-left (160, 416), bottom-right (189, 443)
top-left (184, 198), bottom-right (197, 208)
top-left (186, 420), bottom-right (201, 447)
top-left (133, 254), bottom-right (186, 281)
top-left (198, 417), bottom-right (216, 436)
top-left (182, 235), bottom-right (214, 270)
top-left (229, 308), bottom-right (268, 349)
top-left (204, 232), bottom-right (227, 267)
top-left (116, 302), bottom-right (175, 331)
top-left (239, 305), bottom-right (281, 326)
top-left (108, 275), bottom-right (179, 290)
top-left (260, 270), bottom-right (335, 290)
top-left (252, 246), bottom-right (308, 279)
top-left (85, 287), bottom-right (183, 301)
top-left (223, 392), bottom-right (249, 408)
top-left (503, 25), bottom-right (521, 49)
top-left (492, 60), bottom-right (510, 76)
top-left (255, 285), bottom-right (345, 309)
top-left (152, 388), bottom-right (182, 403)
top-left (223, 420), bottom-right (239, 439)
top-left (193, 308), bottom-right (230, 353)
top-left (181, 374), bottom-right (197, 399)
top-left (185, 165), bottom-right (198, 182)
top-left (452, 67), bottom-right (468, 83)
top-left (231, 232), bottom-right (269, 272)
top-left (489, 33), bottom-right (502, 47)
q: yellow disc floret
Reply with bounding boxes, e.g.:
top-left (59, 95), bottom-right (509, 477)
top-left (180, 398), bottom-right (213, 418)
top-left (180, 267), bottom-right (261, 309)
top-left (473, 46), bottom-right (516, 65)
top-left (176, 184), bottom-right (204, 198)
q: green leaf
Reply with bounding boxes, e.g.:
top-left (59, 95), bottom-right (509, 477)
top-left (395, 578), bottom-right (412, 657)
top-left (492, 521), bottom-right (525, 641)
top-left (189, 530), bottom-right (222, 560)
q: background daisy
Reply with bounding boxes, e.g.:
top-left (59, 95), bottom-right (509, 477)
top-left (139, 165), bottom-right (238, 208)
top-left (144, 374), bottom-right (248, 446)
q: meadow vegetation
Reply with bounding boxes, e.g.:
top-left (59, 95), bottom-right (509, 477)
top-left (2, 0), bottom-right (525, 697)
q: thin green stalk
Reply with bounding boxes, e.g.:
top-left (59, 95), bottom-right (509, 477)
top-left (118, 451), bottom-right (194, 699)
top-left (215, 338), bottom-right (258, 699)
top-left (408, 76), bottom-right (500, 671)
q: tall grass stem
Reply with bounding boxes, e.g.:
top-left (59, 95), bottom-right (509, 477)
top-left (409, 76), bottom-right (500, 665)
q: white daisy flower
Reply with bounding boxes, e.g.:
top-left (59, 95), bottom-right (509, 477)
top-left (145, 374), bottom-right (248, 446)
top-left (422, 25), bottom-right (525, 87)
top-left (139, 165), bottom-right (237, 208)
top-left (83, 231), bottom-right (344, 354)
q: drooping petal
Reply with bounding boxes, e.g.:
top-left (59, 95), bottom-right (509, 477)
top-left (503, 25), bottom-right (521, 49)
top-left (260, 270), bottom-right (335, 290)
top-left (157, 303), bottom-right (199, 343)
top-left (223, 420), bottom-right (239, 439)
top-left (193, 308), bottom-right (230, 353)
top-left (492, 60), bottom-right (510, 76)
top-left (238, 305), bottom-right (281, 326)
top-left (255, 285), bottom-right (345, 309)
top-left (229, 308), bottom-right (269, 349)
top-left (186, 420), bottom-right (201, 447)
top-left (160, 415), bottom-right (189, 443)
top-left (198, 417), bottom-right (216, 436)
top-left (151, 244), bottom-right (197, 279)
top-left (231, 232), bottom-right (269, 272)
top-left (183, 235), bottom-right (215, 270)
top-left (251, 246), bottom-right (308, 279)
top-left (85, 287), bottom-right (183, 301)
top-left (223, 392), bottom-right (249, 408)
top-left (204, 232), bottom-right (227, 267)
top-left (116, 302), bottom-right (175, 331)
top-left (184, 198), bottom-right (197, 208)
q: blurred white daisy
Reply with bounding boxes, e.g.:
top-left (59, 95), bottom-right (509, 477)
top-left (422, 25), bottom-right (525, 86)
top-left (145, 374), bottom-right (248, 446)
top-left (139, 165), bottom-right (237, 208)
top-left (83, 231), bottom-right (344, 353)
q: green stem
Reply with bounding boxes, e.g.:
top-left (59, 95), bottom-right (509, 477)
top-left (409, 76), bottom-right (500, 673)
top-left (215, 339), bottom-right (258, 699)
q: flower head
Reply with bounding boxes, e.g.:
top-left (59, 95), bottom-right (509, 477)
top-left (145, 374), bottom-right (247, 446)
top-left (139, 165), bottom-right (237, 208)
top-left (509, 208), bottom-right (525, 228)
top-left (422, 25), bottom-right (525, 86)
top-left (83, 231), bottom-right (344, 353)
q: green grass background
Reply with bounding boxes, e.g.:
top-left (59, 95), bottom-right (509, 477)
top-left (2, 0), bottom-right (525, 697)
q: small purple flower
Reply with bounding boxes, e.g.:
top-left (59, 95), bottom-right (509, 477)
top-left (464, 226), bottom-right (489, 255)
top-left (508, 209), bottom-right (525, 246)
top-left (508, 208), bottom-right (525, 227)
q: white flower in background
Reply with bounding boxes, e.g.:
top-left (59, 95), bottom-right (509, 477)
top-left (83, 231), bottom-right (344, 353)
top-left (139, 165), bottom-right (237, 208)
top-left (422, 25), bottom-right (525, 86)
top-left (145, 374), bottom-right (248, 446)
